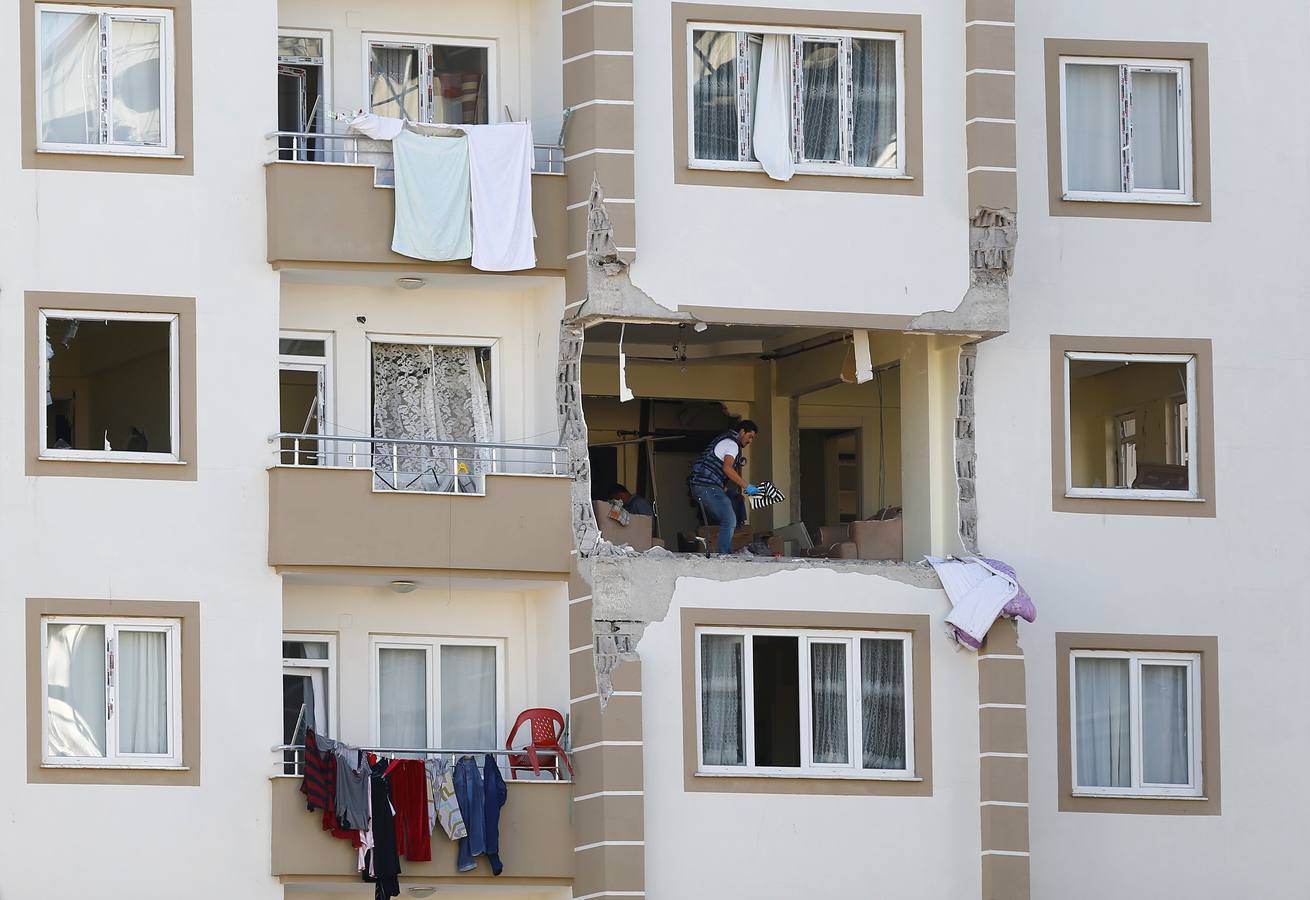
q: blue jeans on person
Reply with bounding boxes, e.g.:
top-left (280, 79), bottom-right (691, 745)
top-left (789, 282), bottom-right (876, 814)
top-left (453, 756), bottom-right (486, 872)
top-left (691, 483), bottom-right (743, 554)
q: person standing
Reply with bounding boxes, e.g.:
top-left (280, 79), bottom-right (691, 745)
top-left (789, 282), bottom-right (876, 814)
top-left (687, 421), bottom-right (761, 555)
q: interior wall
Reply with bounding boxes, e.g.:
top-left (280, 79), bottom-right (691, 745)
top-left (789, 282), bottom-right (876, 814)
top-left (799, 367), bottom-right (903, 517)
top-left (1068, 362), bottom-right (1186, 486)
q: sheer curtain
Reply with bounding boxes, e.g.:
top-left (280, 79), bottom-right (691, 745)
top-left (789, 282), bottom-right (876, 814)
top-left (110, 19), bottom-right (162, 144)
top-left (118, 630), bottom-right (168, 754)
top-left (1074, 657), bottom-right (1130, 787)
top-left (46, 623), bottom-right (107, 758)
top-left (810, 643), bottom-right (849, 764)
top-left (1129, 71), bottom-right (1180, 190)
top-left (851, 38), bottom-right (897, 169)
top-left (801, 41), bottom-right (841, 162)
top-left (700, 635), bottom-right (744, 765)
top-left (1064, 64), bottom-right (1122, 193)
top-left (860, 638), bottom-right (906, 769)
top-left (380, 647), bottom-right (428, 748)
top-left (440, 646), bottom-right (497, 750)
top-left (691, 31), bottom-right (737, 161)
top-left (39, 11), bottom-right (101, 145)
top-left (370, 46), bottom-right (421, 121)
top-left (1141, 665), bottom-right (1189, 784)
top-left (752, 34), bottom-right (794, 180)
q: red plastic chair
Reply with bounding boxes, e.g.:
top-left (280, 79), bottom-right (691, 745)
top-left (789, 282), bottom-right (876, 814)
top-left (505, 708), bottom-right (572, 780)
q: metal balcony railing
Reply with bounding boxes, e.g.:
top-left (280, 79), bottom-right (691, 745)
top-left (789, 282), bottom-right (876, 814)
top-left (273, 743), bottom-right (570, 781)
top-left (271, 432), bottom-right (570, 496)
top-left (269, 130), bottom-right (566, 185)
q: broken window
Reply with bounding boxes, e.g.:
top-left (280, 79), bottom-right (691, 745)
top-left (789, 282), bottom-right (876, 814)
top-left (1071, 650), bottom-right (1201, 797)
top-left (1061, 56), bottom-right (1192, 201)
top-left (277, 30), bottom-right (327, 161)
top-left (373, 638), bottom-right (500, 750)
top-left (367, 37), bottom-right (490, 125)
top-left (689, 24), bottom-right (902, 174)
top-left (1064, 352), bottom-right (1198, 498)
top-left (279, 332), bottom-right (332, 465)
top-left (37, 4), bottom-right (174, 154)
top-left (282, 634), bottom-right (335, 774)
top-left (697, 627), bottom-right (912, 777)
top-left (42, 310), bottom-right (179, 461)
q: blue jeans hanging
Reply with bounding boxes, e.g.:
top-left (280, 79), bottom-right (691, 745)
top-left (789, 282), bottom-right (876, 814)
top-left (453, 756), bottom-right (486, 872)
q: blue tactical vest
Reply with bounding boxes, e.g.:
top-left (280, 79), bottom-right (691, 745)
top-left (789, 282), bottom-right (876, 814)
top-left (688, 430), bottom-right (746, 489)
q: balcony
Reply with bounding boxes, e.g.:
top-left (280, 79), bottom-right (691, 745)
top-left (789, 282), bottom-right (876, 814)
top-left (268, 434), bottom-right (574, 576)
top-left (270, 774), bottom-right (574, 883)
top-left (265, 132), bottom-right (568, 274)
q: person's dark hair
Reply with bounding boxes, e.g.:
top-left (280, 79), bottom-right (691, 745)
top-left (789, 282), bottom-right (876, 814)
top-left (609, 483), bottom-right (630, 497)
top-left (736, 419), bottom-right (759, 434)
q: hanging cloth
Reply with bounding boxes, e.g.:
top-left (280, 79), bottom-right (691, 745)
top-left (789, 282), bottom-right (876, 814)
top-left (390, 128), bottom-right (473, 261)
top-left (753, 34), bottom-right (795, 181)
top-left (348, 112), bottom-right (406, 140)
top-left (456, 121), bottom-right (536, 271)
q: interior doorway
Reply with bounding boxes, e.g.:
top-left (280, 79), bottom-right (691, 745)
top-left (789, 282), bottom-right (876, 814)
top-left (798, 428), bottom-right (861, 538)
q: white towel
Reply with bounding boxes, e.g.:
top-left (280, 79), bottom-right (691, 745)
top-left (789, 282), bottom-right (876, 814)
top-left (390, 129), bottom-right (473, 261)
top-left (348, 112), bottom-right (405, 140)
top-left (753, 34), bottom-right (795, 182)
top-left (926, 556), bottom-right (1019, 649)
top-left (456, 121), bottom-right (537, 271)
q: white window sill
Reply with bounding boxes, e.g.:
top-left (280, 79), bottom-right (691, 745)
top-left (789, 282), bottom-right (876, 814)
top-left (1072, 790), bottom-right (1206, 801)
top-left (42, 763), bottom-right (189, 771)
top-left (39, 455), bottom-right (187, 465)
top-left (688, 161), bottom-right (913, 181)
top-left (696, 771), bottom-right (922, 782)
top-left (1061, 193), bottom-right (1201, 207)
top-left (36, 147), bottom-right (183, 160)
top-left (1064, 490), bottom-right (1205, 502)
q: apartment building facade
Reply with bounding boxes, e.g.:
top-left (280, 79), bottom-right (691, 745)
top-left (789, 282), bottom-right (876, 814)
top-left (1, 0), bottom-right (1302, 898)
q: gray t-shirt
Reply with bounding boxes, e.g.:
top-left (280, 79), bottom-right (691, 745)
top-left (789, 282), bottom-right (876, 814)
top-left (334, 749), bottom-right (372, 830)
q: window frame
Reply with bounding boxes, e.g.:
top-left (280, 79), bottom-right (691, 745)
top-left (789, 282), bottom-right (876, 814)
top-left (693, 625), bottom-right (915, 780)
top-left (279, 329), bottom-right (335, 444)
top-left (282, 631), bottom-right (339, 739)
top-left (1069, 649), bottom-right (1203, 799)
top-left (39, 307), bottom-right (182, 463)
top-left (685, 22), bottom-right (907, 179)
top-left (34, 3), bottom-right (177, 156)
top-left (369, 635), bottom-right (506, 751)
top-left (1058, 55), bottom-right (1193, 204)
top-left (1063, 350), bottom-right (1199, 501)
top-left (361, 32), bottom-right (498, 126)
top-left (40, 615), bottom-right (183, 768)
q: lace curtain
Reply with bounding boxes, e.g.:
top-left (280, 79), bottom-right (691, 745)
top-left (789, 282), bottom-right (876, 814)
top-left (700, 634), bottom-right (745, 765)
top-left (801, 41), bottom-right (841, 161)
top-left (691, 30), bottom-right (738, 161)
top-left (851, 38), bottom-right (898, 169)
top-left (811, 643), bottom-right (849, 764)
top-left (372, 343), bottom-right (493, 492)
top-left (861, 638), bottom-right (906, 769)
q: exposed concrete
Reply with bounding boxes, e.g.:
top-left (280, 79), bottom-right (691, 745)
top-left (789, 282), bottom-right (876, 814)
top-left (907, 207), bottom-right (1016, 335)
top-left (956, 343), bottom-right (980, 554)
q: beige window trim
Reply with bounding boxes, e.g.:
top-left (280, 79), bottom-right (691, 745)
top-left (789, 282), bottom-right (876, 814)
top-left (681, 607), bottom-right (932, 796)
top-left (1055, 632), bottom-right (1220, 815)
top-left (20, 0), bottom-right (194, 175)
top-left (1044, 38), bottom-right (1209, 222)
top-left (27, 598), bottom-right (201, 785)
top-left (671, 4), bottom-right (923, 195)
top-left (26, 291), bottom-right (198, 481)
top-left (1050, 334), bottom-right (1215, 517)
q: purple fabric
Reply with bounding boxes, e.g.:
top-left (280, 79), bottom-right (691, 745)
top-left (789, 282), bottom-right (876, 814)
top-left (981, 558), bottom-right (1036, 623)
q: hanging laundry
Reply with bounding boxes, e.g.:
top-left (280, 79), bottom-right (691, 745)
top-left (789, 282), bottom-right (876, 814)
top-left (428, 756), bottom-right (467, 840)
top-left (926, 556), bottom-right (1036, 650)
top-left (387, 758), bottom-right (432, 862)
top-left (348, 112), bottom-right (406, 140)
top-left (481, 753), bottom-right (509, 876)
top-left (335, 748), bottom-right (373, 831)
top-left (390, 128), bottom-right (473, 261)
top-left (302, 731), bottom-right (362, 847)
top-left (452, 756), bottom-right (486, 873)
top-left (455, 121), bottom-right (537, 272)
top-left (362, 766), bottom-right (402, 900)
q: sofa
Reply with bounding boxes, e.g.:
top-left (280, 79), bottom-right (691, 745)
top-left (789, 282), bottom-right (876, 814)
top-left (809, 514), bottom-right (903, 561)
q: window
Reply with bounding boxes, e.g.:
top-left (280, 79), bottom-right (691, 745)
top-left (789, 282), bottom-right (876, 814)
top-left (40, 309), bottom-right (180, 462)
top-left (283, 634), bottom-right (336, 775)
top-left (688, 24), bottom-right (904, 176)
top-left (41, 616), bottom-right (182, 767)
top-left (696, 627), bottom-right (913, 777)
top-left (1064, 351), bottom-right (1198, 499)
top-left (1070, 650), bottom-right (1201, 798)
top-left (366, 35), bottom-right (493, 125)
top-left (36, 4), bottom-right (175, 155)
top-left (371, 637), bottom-right (503, 750)
top-left (279, 331), bottom-right (333, 466)
top-left (277, 29), bottom-right (330, 161)
top-left (1059, 56), bottom-right (1192, 202)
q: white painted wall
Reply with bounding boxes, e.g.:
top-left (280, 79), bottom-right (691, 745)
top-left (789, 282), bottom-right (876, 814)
top-left (977, 2), bottom-right (1310, 897)
top-left (628, 0), bottom-right (971, 318)
top-left (640, 568), bottom-right (982, 899)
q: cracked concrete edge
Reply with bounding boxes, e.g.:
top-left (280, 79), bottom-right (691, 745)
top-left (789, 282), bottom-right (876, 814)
top-left (956, 343), bottom-right (980, 554)
top-left (906, 207), bottom-right (1016, 336)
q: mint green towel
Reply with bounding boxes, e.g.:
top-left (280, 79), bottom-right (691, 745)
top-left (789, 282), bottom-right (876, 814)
top-left (391, 129), bottom-right (472, 261)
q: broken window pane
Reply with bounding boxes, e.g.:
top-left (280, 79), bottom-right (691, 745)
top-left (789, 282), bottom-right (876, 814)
top-left (278, 35), bottom-right (323, 61)
top-left (45, 315), bottom-right (174, 455)
top-left (370, 45), bottom-right (421, 121)
top-left (691, 30), bottom-right (738, 161)
top-left (110, 17), bottom-right (163, 145)
top-left (752, 635), bottom-right (800, 767)
top-left (433, 45), bottom-right (488, 125)
top-left (1067, 356), bottom-right (1192, 492)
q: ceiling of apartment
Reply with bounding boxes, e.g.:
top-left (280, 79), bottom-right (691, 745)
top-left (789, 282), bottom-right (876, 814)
top-left (583, 321), bottom-right (838, 361)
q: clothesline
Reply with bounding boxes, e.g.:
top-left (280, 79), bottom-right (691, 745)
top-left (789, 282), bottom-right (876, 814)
top-left (278, 743), bottom-right (520, 756)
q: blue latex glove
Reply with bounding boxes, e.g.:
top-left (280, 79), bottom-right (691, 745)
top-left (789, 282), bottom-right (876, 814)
top-left (744, 484), bottom-right (761, 496)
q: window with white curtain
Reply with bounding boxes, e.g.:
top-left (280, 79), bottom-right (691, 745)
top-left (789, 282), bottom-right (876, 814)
top-left (366, 36), bottom-right (492, 125)
top-left (36, 4), bottom-right (175, 154)
top-left (688, 24), bottom-right (904, 176)
top-left (1060, 56), bottom-right (1192, 202)
top-left (1070, 650), bottom-right (1202, 797)
top-left (372, 637), bottom-right (502, 751)
top-left (41, 616), bottom-right (181, 767)
top-left (696, 627), bottom-right (913, 777)
top-left (282, 634), bottom-right (336, 775)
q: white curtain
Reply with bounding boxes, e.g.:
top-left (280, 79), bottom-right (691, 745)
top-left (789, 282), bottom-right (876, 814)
top-left (801, 41), bottom-right (841, 162)
top-left (810, 643), bottom-right (849, 764)
top-left (691, 30), bottom-right (738, 161)
top-left (1065, 64), bottom-right (1122, 193)
top-left (46, 623), bottom-right (107, 758)
top-left (700, 635), bottom-right (744, 765)
top-left (860, 639), bottom-right (906, 769)
top-left (752, 34), bottom-right (794, 181)
top-left (372, 343), bottom-right (493, 492)
top-left (110, 19), bottom-right (162, 144)
top-left (1130, 71), bottom-right (1180, 190)
top-left (1074, 658), bottom-right (1131, 787)
top-left (1141, 665), bottom-right (1189, 784)
top-left (380, 647), bottom-right (428, 748)
top-left (852, 38), bottom-right (898, 169)
top-left (370, 45), bottom-right (421, 121)
top-left (118, 630), bottom-right (168, 754)
top-left (440, 645), bottom-right (497, 750)
top-left (39, 11), bottom-right (101, 145)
